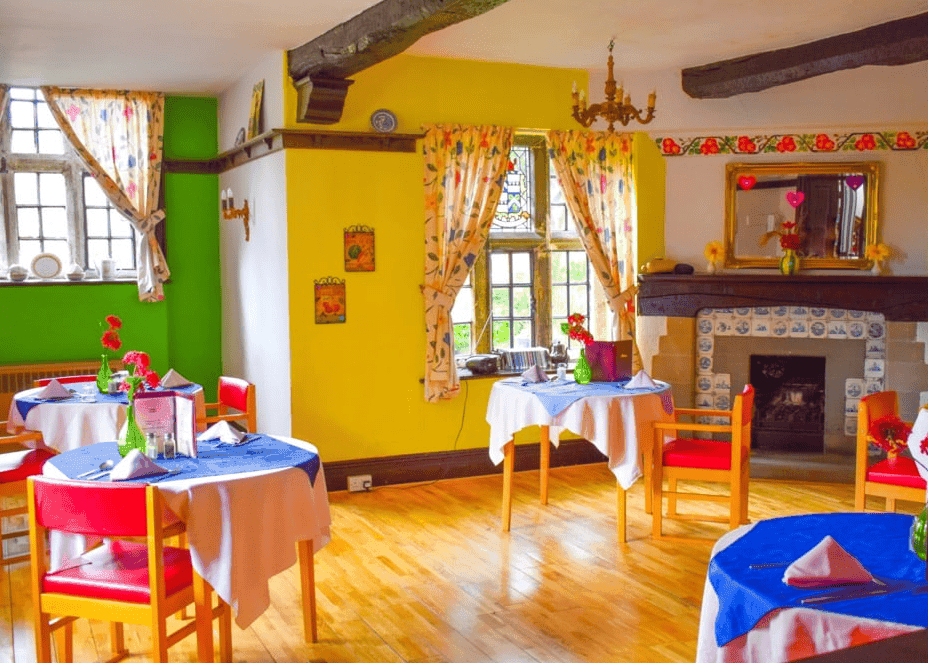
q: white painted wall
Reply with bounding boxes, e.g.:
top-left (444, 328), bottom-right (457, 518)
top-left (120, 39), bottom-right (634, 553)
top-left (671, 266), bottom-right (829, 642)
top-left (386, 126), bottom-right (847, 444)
top-left (589, 61), bottom-right (928, 275)
top-left (217, 52), bottom-right (291, 435)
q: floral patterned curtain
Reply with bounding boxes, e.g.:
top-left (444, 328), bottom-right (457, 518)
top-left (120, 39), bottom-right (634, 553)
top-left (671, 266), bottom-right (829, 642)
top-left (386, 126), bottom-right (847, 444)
top-left (547, 130), bottom-right (641, 371)
top-left (41, 87), bottom-right (169, 302)
top-left (422, 124), bottom-right (513, 402)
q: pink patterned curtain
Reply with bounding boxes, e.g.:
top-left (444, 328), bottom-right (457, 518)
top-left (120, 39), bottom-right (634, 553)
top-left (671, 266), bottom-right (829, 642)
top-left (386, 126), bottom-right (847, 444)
top-left (41, 87), bottom-right (169, 302)
top-left (422, 124), bottom-right (513, 402)
top-left (547, 130), bottom-right (641, 370)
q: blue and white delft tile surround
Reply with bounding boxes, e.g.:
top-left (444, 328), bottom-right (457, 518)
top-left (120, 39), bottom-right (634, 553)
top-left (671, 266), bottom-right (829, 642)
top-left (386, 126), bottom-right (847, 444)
top-left (695, 307), bottom-right (886, 437)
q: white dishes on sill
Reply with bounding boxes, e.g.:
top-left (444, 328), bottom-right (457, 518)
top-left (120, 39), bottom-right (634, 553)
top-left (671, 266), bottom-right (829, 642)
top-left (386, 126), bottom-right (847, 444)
top-left (31, 253), bottom-right (62, 279)
top-left (8, 264), bottom-right (28, 282)
top-left (66, 263), bottom-right (85, 281)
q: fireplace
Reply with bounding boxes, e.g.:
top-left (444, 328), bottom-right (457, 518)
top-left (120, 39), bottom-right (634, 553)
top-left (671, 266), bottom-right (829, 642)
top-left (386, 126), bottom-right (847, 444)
top-left (750, 355), bottom-right (825, 452)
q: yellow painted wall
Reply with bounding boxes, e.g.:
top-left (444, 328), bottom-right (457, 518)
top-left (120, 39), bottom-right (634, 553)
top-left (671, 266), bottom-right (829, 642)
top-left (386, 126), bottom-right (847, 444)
top-left (633, 132), bottom-right (666, 269)
top-left (284, 54), bottom-right (665, 464)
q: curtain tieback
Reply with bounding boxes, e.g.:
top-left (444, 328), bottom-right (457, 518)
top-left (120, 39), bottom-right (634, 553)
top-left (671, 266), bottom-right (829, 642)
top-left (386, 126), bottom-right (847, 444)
top-left (421, 284), bottom-right (455, 310)
top-left (137, 209), bottom-right (166, 234)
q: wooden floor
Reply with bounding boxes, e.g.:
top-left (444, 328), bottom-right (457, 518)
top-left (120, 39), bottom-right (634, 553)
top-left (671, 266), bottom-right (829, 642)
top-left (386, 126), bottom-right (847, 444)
top-left (0, 464), bottom-right (920, 663)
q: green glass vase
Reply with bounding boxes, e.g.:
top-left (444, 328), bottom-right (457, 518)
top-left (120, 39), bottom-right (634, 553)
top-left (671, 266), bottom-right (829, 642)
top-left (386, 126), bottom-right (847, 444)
top-left (911, 506), bottom-right (927, 562)
top-left (119, 404), bottom-right (146, 457)
top-left (96, 353), bottom-right (111, 393)
top-left (780, 249), bottom-right (800, 276)
top-left (574, 348), bottom-right (592, 385)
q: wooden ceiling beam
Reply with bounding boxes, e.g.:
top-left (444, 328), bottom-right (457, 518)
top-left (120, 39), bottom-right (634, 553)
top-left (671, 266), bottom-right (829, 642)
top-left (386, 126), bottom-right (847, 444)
top-left (287, 0), bottom-right (512, 124)
top-left (682, 11), bottom-right (928, 99)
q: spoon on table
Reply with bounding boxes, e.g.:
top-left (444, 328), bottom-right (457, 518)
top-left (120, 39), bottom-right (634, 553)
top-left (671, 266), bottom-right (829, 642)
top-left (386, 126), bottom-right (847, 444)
top-left (77, 459), bottom-right (115, 479)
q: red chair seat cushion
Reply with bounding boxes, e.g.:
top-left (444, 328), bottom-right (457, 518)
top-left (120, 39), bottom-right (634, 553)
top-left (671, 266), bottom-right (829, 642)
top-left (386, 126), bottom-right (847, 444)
top-left (0, 448), bottom-right (55, 483)
top-left (43, 540), bottom-right (192, 603)
top-left (663, 438), bottom-right (732, 470)
top-left (867, 456), bottom-right (927, 489)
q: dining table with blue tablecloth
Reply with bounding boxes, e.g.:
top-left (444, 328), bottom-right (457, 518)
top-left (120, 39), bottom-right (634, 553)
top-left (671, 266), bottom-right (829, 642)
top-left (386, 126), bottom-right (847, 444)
top-left (486, 375), bottom-right (674, 542)
top-left (696, 512), bottom-right (928, 663)
top-left (42, 433), bottom-right (331, 641)
top-left (7, 380), bottom-right (207, 452)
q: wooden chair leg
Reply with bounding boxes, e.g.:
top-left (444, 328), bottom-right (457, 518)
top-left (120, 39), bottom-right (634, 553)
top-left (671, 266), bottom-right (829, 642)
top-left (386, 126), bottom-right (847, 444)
top-left (740, 474), bottom-right (750, 525)
top-left (151, 607), bottom-right (169, 663)
top-left (854, 481), bottom-right (866, 511)
top-left (54, 621), bottom-right (73, 663)
top-left (193, 573), bottom-right (216, 663)
top-left (176, 532), bottom-right (190, 620)
top-left (501, 441), bottom-right (514, 532)
top-left (298, 539), bottom-right (317, 643)
top-left (539, 426), bottom-right (550, 506)
top-left (110, 622), bottom-right (126, 657)
top-left (667, 478), bottom-right (678, 516)
top-left (218, 598), bottom-right (233, 663)
top-left (642, 450), bottom-right (652, 515)
top-left (34, 610), bottom-right (52, 663)
top-left (652, 474), bottom-right (663, 539)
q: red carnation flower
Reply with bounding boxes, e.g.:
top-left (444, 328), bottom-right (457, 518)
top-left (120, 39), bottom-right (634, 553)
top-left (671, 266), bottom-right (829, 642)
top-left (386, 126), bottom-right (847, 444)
top-left (101, 329), bottom-right (122, 351)
top-left (105, 315), bottom-right (122, 329)
top-left (144, 370), bottom-right (160, 389)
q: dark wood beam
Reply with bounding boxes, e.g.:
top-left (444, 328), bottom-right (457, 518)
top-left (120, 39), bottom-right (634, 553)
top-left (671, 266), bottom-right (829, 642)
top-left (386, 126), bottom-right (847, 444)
top-left (682, 11), bottom-right (928, 98)
top-left (287, 0), bottom-right (512, 123)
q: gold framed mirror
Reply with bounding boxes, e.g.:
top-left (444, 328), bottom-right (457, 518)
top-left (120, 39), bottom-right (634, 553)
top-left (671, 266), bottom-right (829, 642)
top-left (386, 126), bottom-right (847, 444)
top-left (724, 161), bottom-right (880, 269)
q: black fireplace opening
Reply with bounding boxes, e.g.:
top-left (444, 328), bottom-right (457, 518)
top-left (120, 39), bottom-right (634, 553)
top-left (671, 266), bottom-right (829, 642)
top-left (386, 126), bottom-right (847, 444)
top-left (750, 355), bottom-right (826, 452)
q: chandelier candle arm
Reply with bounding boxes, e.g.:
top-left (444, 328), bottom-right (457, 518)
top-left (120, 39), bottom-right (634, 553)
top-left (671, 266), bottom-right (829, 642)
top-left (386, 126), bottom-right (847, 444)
top-left (571, 41), bottom-right (657, 130)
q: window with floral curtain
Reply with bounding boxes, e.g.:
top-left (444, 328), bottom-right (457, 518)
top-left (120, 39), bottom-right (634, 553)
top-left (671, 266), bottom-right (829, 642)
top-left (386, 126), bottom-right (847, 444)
top-left (41, 87), bottom-right (169, 302)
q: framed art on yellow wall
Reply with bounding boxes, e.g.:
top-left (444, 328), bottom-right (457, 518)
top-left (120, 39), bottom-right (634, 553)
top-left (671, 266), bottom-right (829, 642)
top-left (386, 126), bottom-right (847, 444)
top-left (247, 80), bottom-right (264, 140)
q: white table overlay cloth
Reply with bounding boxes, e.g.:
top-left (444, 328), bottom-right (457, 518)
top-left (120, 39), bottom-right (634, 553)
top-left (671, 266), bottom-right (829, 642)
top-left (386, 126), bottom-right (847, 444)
top-left (486, 378), bottom-right (673, 490)
top-left (44, 435), bottom-right (331, 629)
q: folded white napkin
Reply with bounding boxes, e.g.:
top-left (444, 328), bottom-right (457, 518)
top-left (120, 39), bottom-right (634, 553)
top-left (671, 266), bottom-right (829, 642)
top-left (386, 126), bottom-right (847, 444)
top-left (36, 379), bottom-right (71, 399)
top-left (198, 420), bottom-right (245, 445)
top-left (521, 364), bottom-right (549, 383)
top-left (161, 368), bottom-right (192, 388)
top-left (782, 535), bottom-right (873, 588)
top-left (110, 449), bottom-right (168, 481)
top-left (626, 370), bottom-right (658, 389)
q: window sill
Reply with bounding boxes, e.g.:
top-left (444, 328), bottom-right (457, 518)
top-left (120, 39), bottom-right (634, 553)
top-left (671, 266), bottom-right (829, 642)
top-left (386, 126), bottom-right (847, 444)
top-left (457, 364), bottom-right (576, 381)
top-left (0, 276), bottom-right (138, 287)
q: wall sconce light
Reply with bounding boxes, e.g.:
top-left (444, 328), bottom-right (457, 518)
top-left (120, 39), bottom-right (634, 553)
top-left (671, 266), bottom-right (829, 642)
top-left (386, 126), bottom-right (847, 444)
top-left (220, 188), bottom-right (250, 241)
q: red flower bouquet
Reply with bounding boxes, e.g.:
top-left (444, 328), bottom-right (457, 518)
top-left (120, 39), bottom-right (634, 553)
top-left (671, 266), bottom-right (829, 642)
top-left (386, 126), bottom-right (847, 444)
top-left (868, 415), bottom-right (912, 456)
top-left (561, 313), bottom-right (594, 345)
top-left (97, 315), bottom-right (123, 392)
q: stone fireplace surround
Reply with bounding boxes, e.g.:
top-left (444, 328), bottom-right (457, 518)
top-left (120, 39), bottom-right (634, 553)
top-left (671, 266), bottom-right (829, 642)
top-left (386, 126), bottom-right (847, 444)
top-left (637, 274), bottom-right (928, 472)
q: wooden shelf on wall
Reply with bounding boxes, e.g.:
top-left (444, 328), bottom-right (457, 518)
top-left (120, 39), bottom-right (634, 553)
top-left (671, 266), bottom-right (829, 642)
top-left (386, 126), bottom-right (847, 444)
top-left (637, 273), bottom-right (928, 321)
top-left (164, 128), bottom-right (424, 174)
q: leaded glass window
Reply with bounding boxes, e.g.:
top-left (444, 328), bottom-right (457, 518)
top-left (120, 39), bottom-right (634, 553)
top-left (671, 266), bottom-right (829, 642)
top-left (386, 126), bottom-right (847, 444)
top-left (493, 145), bottom-right (534, 232)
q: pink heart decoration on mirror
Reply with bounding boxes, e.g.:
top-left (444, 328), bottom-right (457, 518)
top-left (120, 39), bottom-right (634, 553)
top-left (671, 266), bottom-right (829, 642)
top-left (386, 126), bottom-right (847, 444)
top-left (846, 175), bottom-right (864, 190)
top-left (738, 175), bottom-right (757, 190)
top-left (786, 191), bottom-right (805, 208)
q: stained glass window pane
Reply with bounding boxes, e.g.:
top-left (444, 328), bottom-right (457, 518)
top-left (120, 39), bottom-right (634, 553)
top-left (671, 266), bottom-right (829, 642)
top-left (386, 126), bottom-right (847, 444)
top-left (493, 145), bottom-right (534, 231)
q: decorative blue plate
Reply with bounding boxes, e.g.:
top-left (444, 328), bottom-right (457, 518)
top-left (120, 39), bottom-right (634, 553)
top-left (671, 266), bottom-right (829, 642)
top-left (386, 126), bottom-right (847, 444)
top-left (370, 109), bottom-right (398, 133)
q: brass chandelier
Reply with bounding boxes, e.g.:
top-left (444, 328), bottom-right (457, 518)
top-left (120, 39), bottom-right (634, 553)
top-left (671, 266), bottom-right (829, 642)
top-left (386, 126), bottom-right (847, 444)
top-left (572, 40), bottom-right (656, 131)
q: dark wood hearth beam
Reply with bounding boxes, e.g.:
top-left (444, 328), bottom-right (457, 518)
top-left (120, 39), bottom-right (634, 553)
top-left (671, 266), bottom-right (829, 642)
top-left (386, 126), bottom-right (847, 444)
top-left (682, 11), bottom-right (928, 98)
top-left (287, 0), bottom-right (513, 124)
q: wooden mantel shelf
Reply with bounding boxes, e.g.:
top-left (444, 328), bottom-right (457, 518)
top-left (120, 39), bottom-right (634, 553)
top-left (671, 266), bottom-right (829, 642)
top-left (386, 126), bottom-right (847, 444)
top-left (164, 128), bottom-right (424, 174)
top-left (637, 273), bottom-right (928, 321)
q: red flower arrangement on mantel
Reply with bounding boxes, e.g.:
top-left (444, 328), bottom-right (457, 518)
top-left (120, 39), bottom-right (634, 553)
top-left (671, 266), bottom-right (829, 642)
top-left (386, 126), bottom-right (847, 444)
top-left (760, 220), bottom-right (802, 252)
top-left (868, 415), bottom-right (913, 457)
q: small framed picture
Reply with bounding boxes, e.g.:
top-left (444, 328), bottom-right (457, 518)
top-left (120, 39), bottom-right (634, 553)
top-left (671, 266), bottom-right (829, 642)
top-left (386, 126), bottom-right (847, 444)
top-left (247, 80), bottom-right (264, 140)
top-left (344, 225), bottom-right (375, 272)
top-left (314, 277), bottom-right (346, 324)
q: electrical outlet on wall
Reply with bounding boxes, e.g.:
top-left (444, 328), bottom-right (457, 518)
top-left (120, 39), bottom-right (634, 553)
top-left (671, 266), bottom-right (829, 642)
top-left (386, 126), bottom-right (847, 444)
top-left (347, 475), bottom-right (372, 492)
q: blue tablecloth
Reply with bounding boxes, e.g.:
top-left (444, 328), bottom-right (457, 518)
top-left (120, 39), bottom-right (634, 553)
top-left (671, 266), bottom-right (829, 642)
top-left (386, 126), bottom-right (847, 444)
top-left (505, 377), bottom-right (673, 418)
top-left (15, 382), bottom-right (201, 420)
top-left (709, 512), bottom-right (928, 646)
top-left (47, 434), bottom-right (320, 486)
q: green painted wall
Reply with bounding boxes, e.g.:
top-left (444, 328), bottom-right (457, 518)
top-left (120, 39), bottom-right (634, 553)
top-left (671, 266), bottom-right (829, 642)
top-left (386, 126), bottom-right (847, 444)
top-left (0, 96), bottom-right (222, 399)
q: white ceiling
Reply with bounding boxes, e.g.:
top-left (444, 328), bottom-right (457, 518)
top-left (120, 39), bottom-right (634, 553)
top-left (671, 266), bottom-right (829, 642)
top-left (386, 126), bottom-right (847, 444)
top-left (1, 0), bottom-right (927, 94)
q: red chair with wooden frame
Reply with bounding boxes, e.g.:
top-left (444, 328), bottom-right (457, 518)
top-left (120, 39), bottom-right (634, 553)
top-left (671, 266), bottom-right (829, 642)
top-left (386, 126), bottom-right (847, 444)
top-left (32, 374), bottom-right (99, 388)
top-left (203, 376), bottom-right (256, 432)
top-left (0, 422), bottom-right (53, 567)
top-left (651, 385), bottom-right (755, 539)
top-left (855, 390), bottom-right (925, 512)
top-left (28, 476), bottom-right (231, 663)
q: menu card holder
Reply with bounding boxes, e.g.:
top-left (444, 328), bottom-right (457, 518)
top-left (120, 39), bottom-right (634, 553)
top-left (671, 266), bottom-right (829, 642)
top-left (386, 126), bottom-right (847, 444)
top-left (134, 390), bottom-right (198, 458)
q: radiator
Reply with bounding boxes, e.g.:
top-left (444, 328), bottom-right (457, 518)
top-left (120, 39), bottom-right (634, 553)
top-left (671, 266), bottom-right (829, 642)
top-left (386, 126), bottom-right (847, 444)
top-left (0, 359), bottom-right (122, 420)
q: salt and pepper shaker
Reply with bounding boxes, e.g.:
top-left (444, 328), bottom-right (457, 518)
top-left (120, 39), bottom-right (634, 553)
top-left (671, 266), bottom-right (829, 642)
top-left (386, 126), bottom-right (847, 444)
top-left (162, 432), bottom-right (176, 460)
top-left (145, 432), bottom-right (159, 459)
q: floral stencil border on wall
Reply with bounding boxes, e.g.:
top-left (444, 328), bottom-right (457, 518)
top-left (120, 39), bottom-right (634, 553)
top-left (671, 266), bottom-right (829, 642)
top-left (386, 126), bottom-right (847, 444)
top-left (655, 130), bottom-right (928, 156)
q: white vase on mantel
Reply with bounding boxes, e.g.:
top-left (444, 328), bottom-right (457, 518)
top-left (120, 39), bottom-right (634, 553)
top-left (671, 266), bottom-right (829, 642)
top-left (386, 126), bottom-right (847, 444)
top-left (871, 261), bottom-right (883, 276)
top-left (706, 262), bottom-right (717, 275)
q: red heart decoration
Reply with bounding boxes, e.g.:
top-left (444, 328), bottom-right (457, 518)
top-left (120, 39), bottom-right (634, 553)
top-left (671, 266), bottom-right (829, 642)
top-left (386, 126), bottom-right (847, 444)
top-left (846, 175), bottom-right (864, 190)
top-left (738, 175), bottom-right (757, 190)
top-left (786, 191), bottom-right (805, 208)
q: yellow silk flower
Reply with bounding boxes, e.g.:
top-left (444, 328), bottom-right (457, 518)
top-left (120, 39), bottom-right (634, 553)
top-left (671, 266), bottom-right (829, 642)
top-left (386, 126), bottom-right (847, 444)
top-left (865, 243), bottom-right (891, 261)
top-left (704, 241), bottom-right (724, 262)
